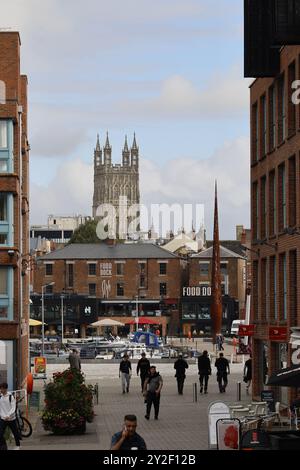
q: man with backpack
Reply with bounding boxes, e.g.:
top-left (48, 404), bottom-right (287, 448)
top-left (0, 383), bottom-right (21, 450)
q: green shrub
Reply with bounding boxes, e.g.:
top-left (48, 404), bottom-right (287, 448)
top-left (41, 368), bottom-right (94, 435)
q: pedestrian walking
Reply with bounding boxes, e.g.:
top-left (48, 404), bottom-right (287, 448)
top-left (216, 334), bottom-right (224, 351)
top-left (68, 349), bottom-right (81, 370)
top-left (0, 383), bottom-right (21, 450)
top-left (136, 353), bottom-right (150, 392)
top-left (243, 356), bottom-right (252, 393)
top-left (215, 353), bottom-right (230, 393)
top-left (174, 353), bottom-right (188, 394)
top-left (197, 350), bottom-right (212, 394)
top-left (119, 354), bottom-right (132, 394)
top-left (143, 365), bottom-right (163, 420)
top-left (111, 414), bottom-right (147, 450)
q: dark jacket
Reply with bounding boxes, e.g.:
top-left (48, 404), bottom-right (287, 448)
top-left (198, 355), bottom-right (212, 375)
top-left (137, 357), bottom-right (150, 376)
top-left (215, 357), bottom-right (230, 374)
top-left (174, 358), bottom-right (189, 377)
top-left (111, 431), bottom-right (147, 450)
top-left (119, 360), bottom-right (132, 374)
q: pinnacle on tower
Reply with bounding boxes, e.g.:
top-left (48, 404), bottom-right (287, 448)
top-left (104, 131), bottom-right (111, 149)
top-left (95, 133), bottom-right (101, 151)
top-left (132, 132), bottom-right (138, 150)
top-left (123, 135), bottom-right (129, 152)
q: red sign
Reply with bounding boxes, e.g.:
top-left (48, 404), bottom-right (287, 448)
top-left (269, 326), bottom-right (287, 342)
top-left (238, 324), bottom-right (255, 336)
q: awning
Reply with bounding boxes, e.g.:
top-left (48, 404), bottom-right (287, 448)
top-left (101, 300), bottom-right (160, 304)
top-left (267, 365), bottom-right (300, 388)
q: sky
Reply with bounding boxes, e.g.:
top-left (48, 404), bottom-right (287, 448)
top-left (1, 0), bottom-right (251, 239)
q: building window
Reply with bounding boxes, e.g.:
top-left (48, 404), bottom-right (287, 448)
top-left (0, 267), bottom-right (13, 320)
top-left (89, 284), bottom-right (96, 296)
top-left (260, 95), bottom-right (267, 157)
top-left (260, 176), bottom-right (267, 239)
top-left (139, 262), bottom-right (146, 288)
top-left (269, 170), bottom-right (276, 236)
top-left (269, 85), bottom-right (276, 151)
top-left (0, 81), bottom-right (5, 104)
top-left (252, 182), bottom-right (259, 241)
top-left (269, 256), bottom-right (277, 321)
top-left (288, 156), bottom-right (296, 227)
top-left (279, 253), bottom-right (287, 321)
top-left (289, 250), bottom-right (297, 327)
top-left (252, 261), bottom-right (259, 320)
top-left (45, 284), bottom-right (53, 294)
top-left (0, 267), bottom-right (7, 295)
top-left (278, 164), bottom-right (287, 231)
top-left (0, 193), bottom-right (13, 246)
top-left (117, 283), bottom-right (124, 297)
top-left (261, 259), bottom-right (267, 321)
top-left (159, 283), bottom-right (167, 296)
top-left (252, 103), bottom-right (258, 163)
top-left (159, 263), bottom-right (167, 275)
top-left (0, 120), bottom-right (13, 173)
top-left (67, 264), bottom-right (74, 288)
top-left (220, 263), bottom-right (228, 276)
top-left (116, 263), bottom-right (124, 276)
top-left (88, 263), bottom-right (96, 276)
top-left (277, 75), bottom-right (286, 143)
top-left (45, 264), bottom-right (53, 276)
top-left (199, 262), bottom-right (209, 277)
top-left (288, 61), bottom-right (296, 137)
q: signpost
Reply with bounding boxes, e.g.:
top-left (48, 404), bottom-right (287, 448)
top-left (33, 357), bottom-right (47, 379)
top-left (261, 390), bottom-right (275, 413)
top-left (216, 419), bottom-right (241, 450)
top-left (208, 401), bottom-right (230, 449)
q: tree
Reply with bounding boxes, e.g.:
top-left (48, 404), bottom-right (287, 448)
top-left (69, 220), bottom-right (100, 244)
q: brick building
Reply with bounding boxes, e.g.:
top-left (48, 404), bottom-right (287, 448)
top-left (181, 245), bottom-right (245, 335)
top-left (0, 32), bottom-right (30, 389)
top-left (32, 243), bottom-right (185, 337)
top-left (250, 46), bottom-right (300, 403)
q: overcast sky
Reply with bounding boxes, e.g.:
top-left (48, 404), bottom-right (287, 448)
top-left (1, 0), bottom-right (251, 239)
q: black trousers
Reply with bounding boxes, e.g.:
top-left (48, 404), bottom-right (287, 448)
top-left (217, 372), bottom-right (228, 391)
top-left (0, 418), bottom-right (21, 446)
top-left (176, 376), bottom-right (185, 394)
top-left (146, 392), bottom-right (160, 418)
top-left (199, 374), bottom-right (209, 391)
top-left (140, 374), bottom-right (148, 391)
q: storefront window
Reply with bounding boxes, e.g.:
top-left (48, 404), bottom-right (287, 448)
top-left (0, 340), bottom-right (14, 390)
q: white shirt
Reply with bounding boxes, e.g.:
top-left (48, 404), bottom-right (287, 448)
top-left (0, 393), bottom-right (16, 421)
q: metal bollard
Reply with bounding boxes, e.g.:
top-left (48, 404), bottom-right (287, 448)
top-left (193, 383), bottom-right (198, 402)
top-left (237, 381), bottom-right (241, 401)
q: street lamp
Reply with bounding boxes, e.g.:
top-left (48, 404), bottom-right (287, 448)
top-left (135, 295), bottom-right (139, 332)
top-left (41, 282), bottom-right (55, 356)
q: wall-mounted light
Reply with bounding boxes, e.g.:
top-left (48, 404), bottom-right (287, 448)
top-left (7, 249), bottom-right (15, 256)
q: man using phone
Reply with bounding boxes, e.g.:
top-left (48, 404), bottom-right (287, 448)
top-left (111, 415), bottom-right (147, 450)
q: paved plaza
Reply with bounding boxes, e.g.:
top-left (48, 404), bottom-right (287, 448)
top-left (19, 355), bottom-right (249, 451)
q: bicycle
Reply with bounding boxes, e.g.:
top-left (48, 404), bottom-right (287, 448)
top-left (15, 396), bottom-right (33, 438)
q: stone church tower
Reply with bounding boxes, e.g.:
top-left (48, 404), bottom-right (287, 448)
top-left (92, 133), bottom-right (140, 237)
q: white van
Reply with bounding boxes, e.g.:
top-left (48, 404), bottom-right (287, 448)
top-left (230, 320), bottom-right (245, 336)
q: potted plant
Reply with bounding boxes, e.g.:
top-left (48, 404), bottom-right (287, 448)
top-left (41, 368), bottom-right (94, 435)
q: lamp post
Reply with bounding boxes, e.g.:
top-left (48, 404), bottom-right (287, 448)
top-left (135, 295), bottom-right (139, 332)
top-left (61, 294), bottom-right (64, 344)
top-left (41, 282), bottom-right (55, 356)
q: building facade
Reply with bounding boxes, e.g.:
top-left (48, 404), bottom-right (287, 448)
top-left (0, 32), bottom-right (30, 389)
top-left (250, 45), bottom-right (300, 403)
top-left (32, 243), bottom-right (185, 337)
top-left (92, 133), bottom-right (140, 238)
top-left (181, 246), bottom-right (245, 335)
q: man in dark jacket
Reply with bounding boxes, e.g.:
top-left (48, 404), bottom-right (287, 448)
top-left (143, 366), bottom-right (163, 420)
top-left (197, 350), bottom-right (212, 394)
top-left (137, 353), bottom-right (150, 392)
top-left (119, 354), bottom-right (132, 394)
top-left (174, 353), bottom-right (189, 394)
top-left (215, 353), bottom-right (230, 393)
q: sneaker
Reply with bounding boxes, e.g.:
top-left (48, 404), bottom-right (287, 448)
top-left (144, 415), bottom-right (149, 420)
top-left (13, 446), bottom-right (20, 450)
top-left (200, 387), bottom-right (203, 394)
top-left (126, 387), bottom-right (129, 393)
top-left (122, 390), bottom-right (125, 394)
top-left (204, 390), bottom-right (208, 394)
top-left (154, 416), bottom-right (158, 420)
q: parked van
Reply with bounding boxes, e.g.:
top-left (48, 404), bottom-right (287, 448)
top-left (230, 320), bottom-right (245, 336)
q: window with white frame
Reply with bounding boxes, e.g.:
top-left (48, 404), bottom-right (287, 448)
top-left (0, 267), bottom-right (13, 320)
top-left (0, 193), bottom-right (13, 246)
top-left (0, 81), bottom-right (5, 104)
top-left (0, 120), bottom-right (13, 173)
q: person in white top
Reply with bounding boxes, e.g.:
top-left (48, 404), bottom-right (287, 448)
top-left (0, 383), bottom-right (21, 449)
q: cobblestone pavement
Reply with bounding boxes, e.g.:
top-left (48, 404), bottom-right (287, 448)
top-left (19, 359), bottom-right (251, 450)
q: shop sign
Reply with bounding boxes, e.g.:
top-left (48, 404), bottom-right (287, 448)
top-left (269, 326), bottom-right (287, 342)
top-left (100, 263), bottom-right (112, 277)
top-left (182, 286), bottom-right (211, 297)
top-left (34, 357), bottom-right (47, 376)
top-left (238, 324), bottom-right (255, 336)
